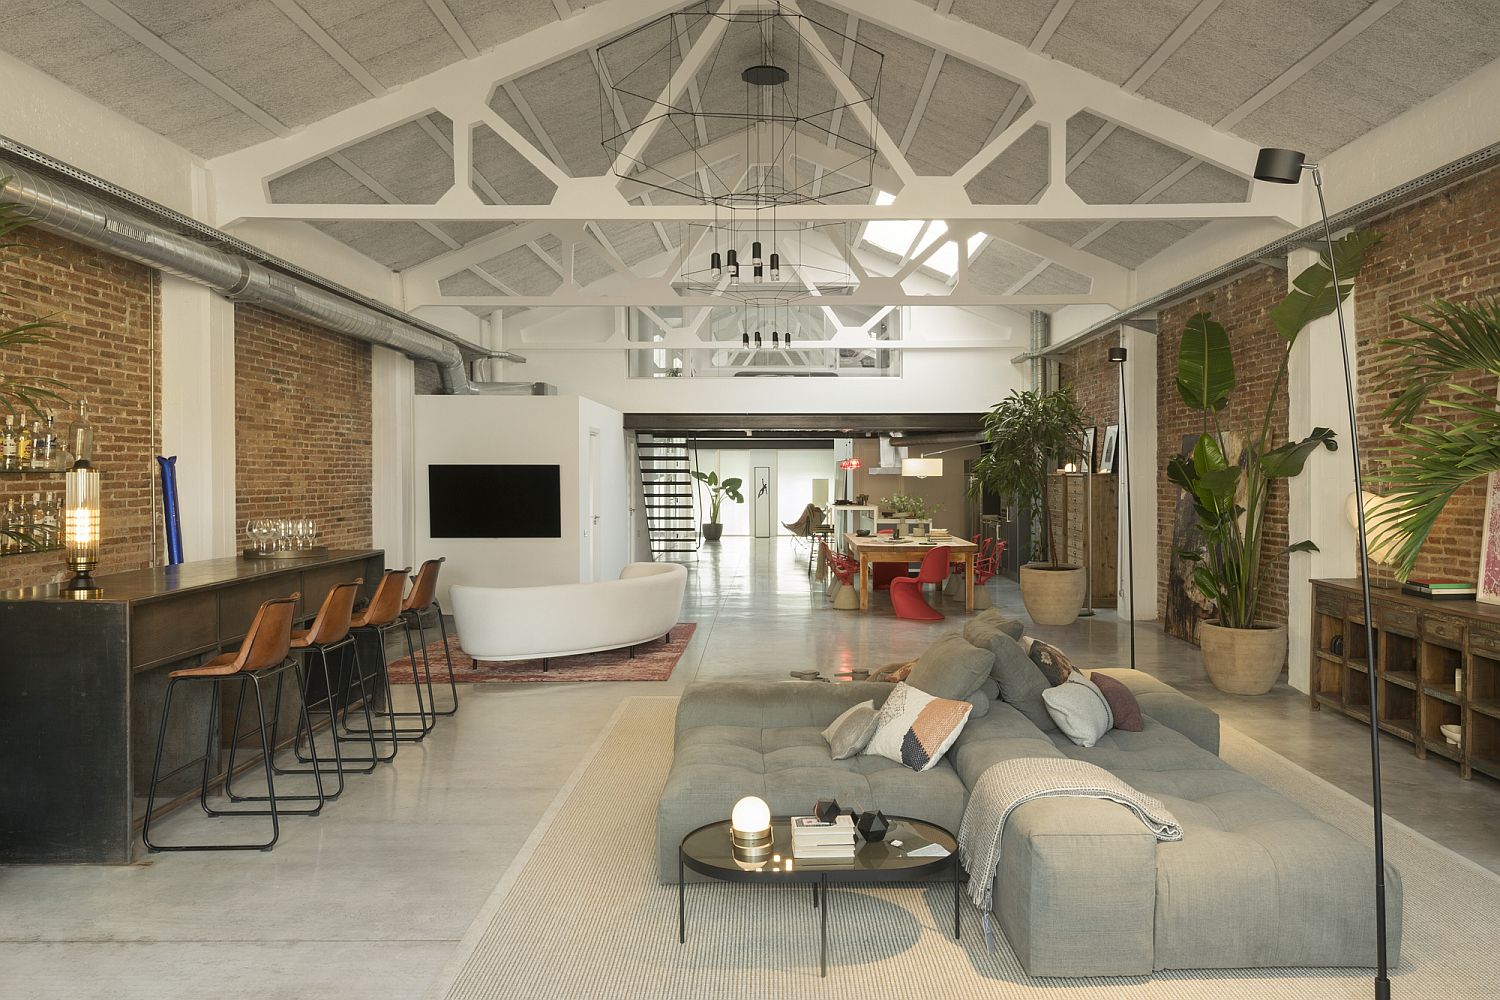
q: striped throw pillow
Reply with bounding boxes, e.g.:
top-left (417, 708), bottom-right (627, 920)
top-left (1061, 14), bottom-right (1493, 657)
top-left (863, 682), bottom-right (973, 772)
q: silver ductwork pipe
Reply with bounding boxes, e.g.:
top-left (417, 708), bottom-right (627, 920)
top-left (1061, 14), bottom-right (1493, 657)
top-left (1029, 310), bottom-right (1051, 392)
top-left (0, 156), bottom-right (519, 395)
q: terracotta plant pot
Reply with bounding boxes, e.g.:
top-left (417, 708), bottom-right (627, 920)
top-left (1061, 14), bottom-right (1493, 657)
top-left (1199, 620), bottom-right (1288, 695)
top-left (701, 522), bottom-right (723, 542)
top-left (1018, 564), bottom-right (1087, 625)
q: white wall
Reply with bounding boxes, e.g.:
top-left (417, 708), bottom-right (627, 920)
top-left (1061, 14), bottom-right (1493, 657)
top-left (412, 395), bottom-right (627, 602)
top-left (578, 397), bottom-right (629, 581)
top-left (777, 449), bottom-right (839, 528)
top-left (500, 304), bottom-right (1029, 413)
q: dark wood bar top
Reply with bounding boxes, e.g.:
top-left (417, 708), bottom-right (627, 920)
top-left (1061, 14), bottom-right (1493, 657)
top-left (0, 548), bottom-right (382, 605)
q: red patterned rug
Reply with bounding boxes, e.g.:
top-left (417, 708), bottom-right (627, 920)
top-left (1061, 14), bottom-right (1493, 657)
top-left (382, 624), bottom-right (696, 684)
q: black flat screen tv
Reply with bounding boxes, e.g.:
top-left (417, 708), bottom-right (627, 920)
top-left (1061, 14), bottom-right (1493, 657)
top-left (428, 464), bottom-right (562, 538)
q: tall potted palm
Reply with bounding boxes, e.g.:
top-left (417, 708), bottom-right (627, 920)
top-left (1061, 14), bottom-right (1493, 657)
top-left (1368, 297), bottom-right (1500, 580)
top-left (689, 469), bottom-right (743, 542)
top-left (969, 386), bottom-right (1087, 624)
top-left (1168, 230), bottom-right (1378, 693)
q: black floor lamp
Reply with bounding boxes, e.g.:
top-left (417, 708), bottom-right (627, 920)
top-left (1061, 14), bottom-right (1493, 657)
top-left (1108, 346), bottom-right (1136, 670)
top-left (1254, 146), bottom-right (1390, 1000)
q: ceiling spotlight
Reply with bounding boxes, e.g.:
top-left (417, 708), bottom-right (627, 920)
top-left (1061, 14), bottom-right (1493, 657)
top-left (752, 240), bottom-right (763, 265)
top-left (754, 331), bottom-right (763, 348)
top-left (741, 332), bottom-right (749, 349)
top-left (711, 251), bottom-right (722, 277)
top-left (769, 253), bottom-right (780, 281)
top-left (1108, 347), bottom-right (1127, 363)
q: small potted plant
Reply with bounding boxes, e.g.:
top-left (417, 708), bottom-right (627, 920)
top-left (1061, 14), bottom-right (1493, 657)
top-left (689, 469), bottom-right (744, 542)
top-left (969, 387), bottom-right (1087, 624)
top-left (1168, 230), bottom-right (1378, 694)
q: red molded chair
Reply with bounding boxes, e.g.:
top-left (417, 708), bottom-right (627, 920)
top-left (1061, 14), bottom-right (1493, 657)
top-left (891, 545), bottom-right (950, 621)
top-left (972, 540), bottom-right (1004, 609)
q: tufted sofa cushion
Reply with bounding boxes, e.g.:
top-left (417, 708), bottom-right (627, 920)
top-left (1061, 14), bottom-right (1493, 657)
top-left (1049, 723), bottom-right (1403, 970)
top-left (656, 722), bottom-right (967, 882)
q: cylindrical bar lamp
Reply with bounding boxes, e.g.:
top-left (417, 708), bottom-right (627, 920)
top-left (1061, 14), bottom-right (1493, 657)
top-left (63, 461), bottom-right (102, 598)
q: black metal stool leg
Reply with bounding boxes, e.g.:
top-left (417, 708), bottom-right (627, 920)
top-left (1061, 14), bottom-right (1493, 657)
top-left (334, 639), bottom-right (394, 766)
top-left (274, 643), bottom-right (348, 798)
top-left (432, 603), bottom-right (458, 716)
top-left (141, 677), bottom-right (180, 851)
top-left (345, 621), bottom-right (426, 742)
top-left (214, 662), bottom-right (324, 814)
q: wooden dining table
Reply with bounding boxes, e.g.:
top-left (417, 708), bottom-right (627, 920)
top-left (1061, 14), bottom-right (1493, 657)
top-left (843, 532), bottom-right (979, 612)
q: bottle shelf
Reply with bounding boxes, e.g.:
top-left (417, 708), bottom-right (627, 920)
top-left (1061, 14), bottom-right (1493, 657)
top-left (0, 544), bottom-right (62, 558)
top-left (0, 469), bottom-right (66, 476)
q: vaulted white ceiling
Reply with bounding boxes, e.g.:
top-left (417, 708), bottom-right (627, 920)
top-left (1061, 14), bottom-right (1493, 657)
top-left (4, 0), bottom-right (1497, 315)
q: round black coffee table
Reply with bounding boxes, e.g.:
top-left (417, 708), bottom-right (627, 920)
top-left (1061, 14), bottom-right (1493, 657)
top-left (677, 816), bottom-right (961, 977)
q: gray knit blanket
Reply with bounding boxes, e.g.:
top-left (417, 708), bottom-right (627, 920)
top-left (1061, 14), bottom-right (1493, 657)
top-left (957, 757), bottom-right (1183, 919)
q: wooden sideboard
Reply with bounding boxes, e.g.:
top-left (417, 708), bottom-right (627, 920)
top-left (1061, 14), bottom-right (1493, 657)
top-left (1045, 472), bottom-right (1118, 607)
top-left (1310, 578), bottom-right (1500, 782)
top-left (0, 550), bottom-right (384, 863)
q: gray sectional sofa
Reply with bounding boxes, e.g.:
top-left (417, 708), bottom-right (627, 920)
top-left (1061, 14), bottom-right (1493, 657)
top-left (656, 610), bottom-right (1402, 977)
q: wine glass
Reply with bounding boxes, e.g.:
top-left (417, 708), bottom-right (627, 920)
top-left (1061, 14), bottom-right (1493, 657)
top-left (307, 519), bottom-right (318, 550)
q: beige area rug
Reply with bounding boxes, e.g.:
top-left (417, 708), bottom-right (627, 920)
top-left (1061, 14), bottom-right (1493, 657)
top-left (428, 697), bottom-right (1500, 999)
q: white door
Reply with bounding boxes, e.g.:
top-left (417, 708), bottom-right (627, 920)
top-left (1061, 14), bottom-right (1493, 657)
top-left (753, 465), bottom-right (772, 538)
top-left (586, 428), bottom-right (601, 580)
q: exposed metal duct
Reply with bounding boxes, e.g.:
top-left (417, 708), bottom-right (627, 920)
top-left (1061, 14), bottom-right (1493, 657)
top-left (1029, 310), bottom-right (1050, 391)
top-left (0, 151), bottom-right (524, 395)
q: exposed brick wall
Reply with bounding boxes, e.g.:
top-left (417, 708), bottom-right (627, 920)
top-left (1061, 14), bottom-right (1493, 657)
top-left (1354, 167), bottom-right (1500, 585)
top-left (1056, 330), bottom-right (1120, 472)
top-left (1157, 267), bottom-right (1291, 636)
top-left (0, 229), bottom-right (159, 592)
top-left (234, 305), bottom-right (372, 551)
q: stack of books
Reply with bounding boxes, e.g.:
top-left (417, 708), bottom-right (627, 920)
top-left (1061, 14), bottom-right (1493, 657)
top-left (1402, 577), bottom-right (1478, 601)
top-left (790, 814), bottom-right (857, 861)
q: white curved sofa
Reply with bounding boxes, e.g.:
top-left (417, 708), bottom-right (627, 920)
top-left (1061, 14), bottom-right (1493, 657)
top-left (450, 562), bottom-right (688, 667)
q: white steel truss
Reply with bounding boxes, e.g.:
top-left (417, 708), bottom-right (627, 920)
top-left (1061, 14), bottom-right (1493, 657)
top-left (202, 0), bottom-right (1306, 312)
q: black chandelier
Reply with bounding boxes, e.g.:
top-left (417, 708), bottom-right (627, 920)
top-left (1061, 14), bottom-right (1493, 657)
top-left (599, 1), bottom-right (882, 208)
top-left (675, 216), bottom-right (854, 306)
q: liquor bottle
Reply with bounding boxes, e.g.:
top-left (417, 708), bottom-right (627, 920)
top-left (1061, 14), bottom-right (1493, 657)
top-left (30, 415), bottom-right (55, 471)
top-left (2, 415), bottom-right (16, 471)
top-left (2, 499), bottom-right (18, 553)
top-left (69, 400), bottom-right (94, 466)
top-left (15, 419), bottom-right (32, 468)
top-left (39, 491), bottom-right (57, 549)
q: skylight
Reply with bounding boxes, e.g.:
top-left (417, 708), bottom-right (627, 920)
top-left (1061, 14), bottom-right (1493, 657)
top-left (861, 191), bottom-right (985, 277)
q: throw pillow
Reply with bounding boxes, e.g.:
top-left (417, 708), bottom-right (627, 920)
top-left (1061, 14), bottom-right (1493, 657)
top-left (962, 609), bottom-right (1025, 648)
top-left (1090, 671), bottom-right (1144, 732)
top-left (864, 682), bottom-right (973, 772)
top-left (965, 688), bottom-right (992, 719)
top-left (1021, 636), bottom-right (1075, 686)
top-left (980, 677), bottom-right (1001, 701)
top-left (1042, 672), bottom-right (1115, 748)
top-left (874, 659), bottom-right (916, 683)
top-left (906, 633), bottom-right (995, 700)
top-left (822, 700), bottom-right (880, 759)
top-left (988, 633), bottom-right (1059, 733)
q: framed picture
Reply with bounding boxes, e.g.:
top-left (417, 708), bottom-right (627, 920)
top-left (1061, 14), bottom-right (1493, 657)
top-left (1099, 424), bottom-right (1120, 474)
top-left (1081, 427), bottom-right (1097, 472)
top-left (1479, 472), bottom-right (1500, 604)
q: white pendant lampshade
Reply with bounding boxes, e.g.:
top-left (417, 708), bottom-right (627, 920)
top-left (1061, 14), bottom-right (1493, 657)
top-left (901, 457), bottom-right (943, 479)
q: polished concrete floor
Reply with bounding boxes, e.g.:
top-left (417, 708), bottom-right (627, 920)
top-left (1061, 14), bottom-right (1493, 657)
top-left (3, 537), bottom-right (1498, 999)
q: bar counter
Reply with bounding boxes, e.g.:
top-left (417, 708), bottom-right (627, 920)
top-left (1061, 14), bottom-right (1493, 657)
top-left (0, 549), bottom-right (384, 864)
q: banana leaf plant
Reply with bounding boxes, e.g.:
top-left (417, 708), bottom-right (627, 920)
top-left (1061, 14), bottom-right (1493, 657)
top-left (688, 468), bottom-right (744, 524)
top-left (1167, 230), bottom-right (1380, 629)
top-left (1366, 297), bottom-right (1500, 579)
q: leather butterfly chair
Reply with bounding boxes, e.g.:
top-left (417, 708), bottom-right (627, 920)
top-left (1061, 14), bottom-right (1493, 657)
top-left (400, 558), bottom-right (458, 718)
top-left (268, 580), bottom-right (369, 795)
top-left (890, 545), bottom-right (951, 621)
top-left (340, 567), bottom-right (432, 752)
top-left (143, 594), bottom-right (310, 852)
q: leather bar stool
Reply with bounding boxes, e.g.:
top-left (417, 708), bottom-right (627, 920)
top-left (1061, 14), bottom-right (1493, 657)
top-left (143, 594), bottom-right (311, 852)
top-left (341, 567), bottom-right (434, 747)
top-left (269, 580), bottom-right (368, 795)
top-left (400, 557), bottom-right (458, 718)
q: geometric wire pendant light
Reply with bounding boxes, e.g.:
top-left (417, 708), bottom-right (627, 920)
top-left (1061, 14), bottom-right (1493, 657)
top-left (600, 1), bottom-right (882, 209)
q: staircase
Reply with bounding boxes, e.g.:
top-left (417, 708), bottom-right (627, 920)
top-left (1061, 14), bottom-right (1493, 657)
top-left (637, 433), bottom-right (699, 558)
